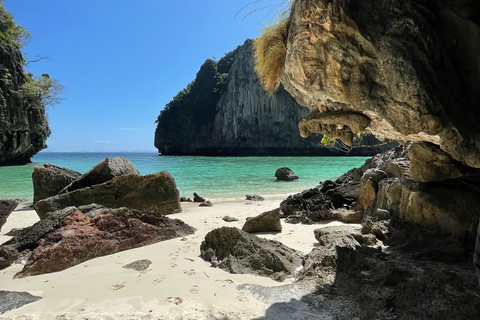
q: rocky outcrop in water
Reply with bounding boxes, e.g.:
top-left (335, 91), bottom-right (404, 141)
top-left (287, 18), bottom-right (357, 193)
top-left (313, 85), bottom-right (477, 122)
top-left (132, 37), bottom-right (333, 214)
top-left (155, 39), bottom-right (396, 156)
top-left (0, 7), bottom-right (50, 166)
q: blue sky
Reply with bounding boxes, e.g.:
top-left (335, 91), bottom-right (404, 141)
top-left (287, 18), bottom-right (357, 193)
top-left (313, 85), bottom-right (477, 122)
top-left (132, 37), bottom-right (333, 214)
top-left (4, 0), bottom-right (288, 152)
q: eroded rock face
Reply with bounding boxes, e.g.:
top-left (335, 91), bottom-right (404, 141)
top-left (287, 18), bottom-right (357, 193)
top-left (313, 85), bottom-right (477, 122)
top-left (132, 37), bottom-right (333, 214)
top-left (200, 227), bottom-right (302, 281)
top-left (32, 164), bottom-right (81, 204)
top-left (282, 0), bottom-right (480, 168)
top-left (372, 172), bottom-right (480, 240)
top-left (155, 39), bottom-right (393, 156)
top-left (0, 14), bottom-right (50, 166)
top-left (0, 290), bottom-right (42, 314)
top-left (14, 209), bottom-right (195, 278)
top-left (35, 171), bottom-right (181, 219)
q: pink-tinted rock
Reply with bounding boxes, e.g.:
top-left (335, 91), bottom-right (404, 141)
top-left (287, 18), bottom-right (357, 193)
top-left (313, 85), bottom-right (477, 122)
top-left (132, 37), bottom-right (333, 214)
top-left (15, 209), bottom-right (195, 278)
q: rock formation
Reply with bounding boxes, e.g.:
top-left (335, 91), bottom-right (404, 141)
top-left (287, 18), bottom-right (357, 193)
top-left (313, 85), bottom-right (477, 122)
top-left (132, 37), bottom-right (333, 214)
top-left (242, 209), bottom-right (282, 233)
top-left (281, 0), bottom-right (480, 168)
top-left (32, 164), bottom-right (81, 204)
top-left (155, 39), bottom-right (396, 156)
top-left (0, 199), bottom-right (18, 231)
top-left (0, 6), bottom-right (50, 166)
top-left (35, 171), bottom-right (181, 219)
top-left (200, 227), bottom-right (302, 281)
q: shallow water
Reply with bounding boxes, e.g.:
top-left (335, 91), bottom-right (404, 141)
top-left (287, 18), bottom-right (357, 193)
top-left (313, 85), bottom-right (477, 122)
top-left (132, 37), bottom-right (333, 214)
top-left (0, 152), bottom-right (368, 201)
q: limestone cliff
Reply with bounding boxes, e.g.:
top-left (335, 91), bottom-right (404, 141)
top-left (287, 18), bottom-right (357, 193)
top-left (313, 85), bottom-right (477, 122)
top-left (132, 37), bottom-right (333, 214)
top-left (155, 40), bottom-right (395, 156)
top-left (280, 0), bottom-right (480, 168)
top-left (0, 7), bottom-right (50, 165)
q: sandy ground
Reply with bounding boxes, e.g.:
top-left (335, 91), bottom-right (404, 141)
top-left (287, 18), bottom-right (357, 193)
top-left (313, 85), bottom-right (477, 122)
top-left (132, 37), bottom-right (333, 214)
top-left (0, 198), bottom-right (349, 320)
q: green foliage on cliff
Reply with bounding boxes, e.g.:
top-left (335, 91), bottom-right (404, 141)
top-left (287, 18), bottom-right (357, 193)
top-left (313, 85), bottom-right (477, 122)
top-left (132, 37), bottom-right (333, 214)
top-left (253, 9), bottom-right (291, 94)
top-left (0, 1), bottom-right (30, 47)
top-left (22, 73), bottom-right (66, 108)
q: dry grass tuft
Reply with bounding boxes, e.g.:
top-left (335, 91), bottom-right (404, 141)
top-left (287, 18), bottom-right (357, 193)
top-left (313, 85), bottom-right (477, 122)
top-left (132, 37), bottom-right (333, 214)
top-left (254, 14), bottom-right (291, 94)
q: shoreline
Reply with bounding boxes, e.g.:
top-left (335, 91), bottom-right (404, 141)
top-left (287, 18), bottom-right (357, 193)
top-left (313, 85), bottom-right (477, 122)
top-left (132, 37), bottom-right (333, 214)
top-left (0, 196), bottom-right (352, 319)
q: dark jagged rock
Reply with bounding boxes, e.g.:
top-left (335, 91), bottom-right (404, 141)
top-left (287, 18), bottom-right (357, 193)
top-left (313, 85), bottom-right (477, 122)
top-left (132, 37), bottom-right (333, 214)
top-left (32, 164), bottom-right (81, 204)
top-left (245, 194), bottom-right (265, 201)
top-left (0, 290), bottom-right (42, 314)
top-left (122, 259), bottom-right (152, 272)
top-left (35, 171), bottom-right (181, 219)
top-left (0, 207), bottom-right (77, 270)
top-left (199, 200), bottom-right (213, 207)
top-left (180, 197), bottom-right (192, 202)
top-left (154, 39), bottom-right (395, 156)
top-left (60, 157), bottom-right (140, 193)
top-left (275, 167), bottom-right (299, 181)
top-left (14, 208), bottom-right (195, 278)
top-left (200, 227), bottom-right (302, 281)
top-left (0, 199), bottom-right (18, 231)
top-left (193, 193), bottom-right (205, 203)
top-left (222, 216), bottom-right (238, 222)
top-left (0, 8), bottom-right (50, 166)
top-left (242, 209), bottom-right (282, 233)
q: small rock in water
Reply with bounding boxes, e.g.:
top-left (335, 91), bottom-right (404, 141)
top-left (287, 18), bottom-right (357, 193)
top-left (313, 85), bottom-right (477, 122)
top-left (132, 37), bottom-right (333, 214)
top-left (193, 193), bottom-right (205, 202)
top-left (122, 259), bottom-right (152, 272)
top-left (245, 194), bottom-right (265, 201)
top-left (222, 216), bottom-right (238, 222)
top-left (199, 201), bottom-right (213, 207)
top-left (275, 167), bottom-right (299, 181)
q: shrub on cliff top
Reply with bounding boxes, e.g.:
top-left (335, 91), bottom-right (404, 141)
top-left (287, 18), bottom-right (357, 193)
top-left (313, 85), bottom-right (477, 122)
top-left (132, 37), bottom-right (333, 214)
top-left (253, 11), bottom-right (291, 94)
top-left (0, 1), bottom-right (30, 47)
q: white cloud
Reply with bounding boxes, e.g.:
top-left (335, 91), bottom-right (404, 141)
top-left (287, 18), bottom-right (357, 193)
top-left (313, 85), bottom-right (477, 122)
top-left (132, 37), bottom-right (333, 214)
top-left (94, 140), bottom-right (111, 144)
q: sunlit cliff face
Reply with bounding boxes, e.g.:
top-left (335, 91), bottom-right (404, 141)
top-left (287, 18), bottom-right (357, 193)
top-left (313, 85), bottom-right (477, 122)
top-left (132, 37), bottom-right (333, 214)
top-left (281, 0), bottom-right (480, 167)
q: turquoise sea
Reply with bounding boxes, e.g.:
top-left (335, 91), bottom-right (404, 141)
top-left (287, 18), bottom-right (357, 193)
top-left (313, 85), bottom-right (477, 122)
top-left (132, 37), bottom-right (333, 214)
top-left (0, 152), bottom-right (369, 202)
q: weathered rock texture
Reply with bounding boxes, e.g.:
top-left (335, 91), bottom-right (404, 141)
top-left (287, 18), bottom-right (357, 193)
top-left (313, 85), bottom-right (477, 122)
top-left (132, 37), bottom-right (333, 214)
top-left (32, 164), bottom-right (81, 204)
top-left (35, 171), bottom-right (181, 219)
top-left (282, 0), bottom-right (480, 168)
top-left (200, 227), bottom-right (302, 281)
top-left (60, 157), bottom-right (140, 193)
top-left (13, 208), bottom-right (195, 278)
top-left (0, 199), bottom-right (18, 231)
top-left (155, 39), bottom-right (395, 156)
top-left (0, 10), bottom-right (50, 166)
top-left (275, 167), bottom-right (299, 181)
top-left (242, 209), bottom-right (282, 233)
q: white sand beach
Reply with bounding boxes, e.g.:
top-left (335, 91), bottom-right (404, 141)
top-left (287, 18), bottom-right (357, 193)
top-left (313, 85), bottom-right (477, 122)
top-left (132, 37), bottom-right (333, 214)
top-left (0, 198), bottom-right (349, 320)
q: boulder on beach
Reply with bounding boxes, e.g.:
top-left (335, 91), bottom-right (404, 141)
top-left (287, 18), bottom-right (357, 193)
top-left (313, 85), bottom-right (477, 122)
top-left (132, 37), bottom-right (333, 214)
top-left (199, 200), bottom-right (213, 207)
top-left (0, 290), bottom-right (42, 315)
top-left (0, 199), bottom-right (19, 232)
top-left (12, 208), bottom-right (195, 278)
top-left (60, 157), bottom-right (140, 194)
top-left (200, 227), bottom-right (302, 281)
top-left (245, 194), bottom-right (265, 201)
top-left (35, 171), bottom-right (182, 220)
top-left (32, 164), bottom-right (82, 204)
top-left (193, 193), bottom-right (205, 203)
top-left (275, 167), bottom-right (299, 181)
top-left (242, 209), bottom-right (282, 233)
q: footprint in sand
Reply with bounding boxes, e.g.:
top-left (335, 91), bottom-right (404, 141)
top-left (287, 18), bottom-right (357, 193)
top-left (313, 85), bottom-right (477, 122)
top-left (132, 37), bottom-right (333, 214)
top-left (189, 286), bottom-right (199, 294)
top-left (237, 293), bottom-right (249, 302)
top-left (166, 297), bottom-right (183, 305)
top-left (111, 282), bottom-right (126, 290)
top-left (153, 278), bottom-right (165, 285)
top-left (183, 269), bottom-right (195, 275)
top-left (184, 258), bottom-right (195, 262)
top-left (170, 263), bottom-right (177, 268)
top-left (216, 279), bottom-right (234, 284)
